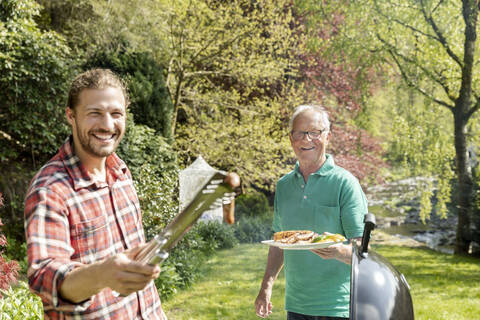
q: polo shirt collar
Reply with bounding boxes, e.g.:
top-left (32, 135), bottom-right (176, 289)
top-left (294, 153), bottom-right (335, 178)
top-left (60, 136), bottom-right (128, 190)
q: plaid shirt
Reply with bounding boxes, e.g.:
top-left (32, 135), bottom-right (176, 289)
top-left (24, 137), bottom-right (166, 320)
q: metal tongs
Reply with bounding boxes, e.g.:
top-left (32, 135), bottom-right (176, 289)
top-left (134, 171), bottom-right (240, 265)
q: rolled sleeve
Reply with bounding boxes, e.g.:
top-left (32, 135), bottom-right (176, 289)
top-left (25, 187), bottom-right (91, 312)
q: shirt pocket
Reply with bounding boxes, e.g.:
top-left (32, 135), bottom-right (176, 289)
top-left (313, 205), bottom-right (344, 234)
top-left (70, 214), bottom-right (110, 262)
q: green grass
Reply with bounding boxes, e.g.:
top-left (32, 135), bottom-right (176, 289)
top-left (374, 245), bottom-right (480, 320)
top-left (164, 243), bottom-right (480, 320)
top-left (164, 244), bottom-right (286, 320)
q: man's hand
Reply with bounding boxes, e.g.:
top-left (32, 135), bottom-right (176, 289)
top-left (59, 244), bottom-right (160, 303)
top-left (310, 242), bottom-right (352, 265)
top-left (255, 288), bottom-right (273, 318)
top-left (100, 245), bottom-right (161, 296)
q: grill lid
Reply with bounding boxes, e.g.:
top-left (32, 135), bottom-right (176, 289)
top-left (350, 213), bottom-right (414, 320)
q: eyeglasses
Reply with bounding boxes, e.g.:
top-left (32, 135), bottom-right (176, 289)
top-left (290, 130), bottom-right (325, 141)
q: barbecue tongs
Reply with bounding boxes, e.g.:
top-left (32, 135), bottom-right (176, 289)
top-left (134, 171), bottom-right (240, 265)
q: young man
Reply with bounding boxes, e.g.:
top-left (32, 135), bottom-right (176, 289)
top-left (255, 105), bottom-right (367, 320)
top-left (25, 69), bottom-right (167, 319)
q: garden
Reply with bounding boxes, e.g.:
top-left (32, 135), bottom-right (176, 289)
top-left (2, 0), bottom-right (480, 319)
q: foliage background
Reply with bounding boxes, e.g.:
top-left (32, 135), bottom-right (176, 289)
top-left (1, 0), bottom-right (480, 316)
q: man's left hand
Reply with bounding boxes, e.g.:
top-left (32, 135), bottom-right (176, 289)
top-left (310, 242), bottom-right (352, 265)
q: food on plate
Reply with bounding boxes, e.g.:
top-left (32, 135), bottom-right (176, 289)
top-left (273, 230), bottom-right (347, 245)
top-left (273, 230), bottom-right (317, 244)
top-left (312, 233), bottom-right (346, 243)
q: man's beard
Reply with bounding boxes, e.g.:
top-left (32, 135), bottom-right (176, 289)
top-left (75, 124), bottom-right (123, 158)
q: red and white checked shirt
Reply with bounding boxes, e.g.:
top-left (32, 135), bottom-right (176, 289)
top-left (24, 137), bottom-right (167, 320)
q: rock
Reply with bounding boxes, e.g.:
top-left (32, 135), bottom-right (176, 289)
top-left (471, 241), bottom-right (480, 256)
top-left (366, 176), bottom-right (458, 254)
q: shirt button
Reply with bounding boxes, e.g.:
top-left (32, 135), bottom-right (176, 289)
top-left (304, 195), bottom-right (307, 199)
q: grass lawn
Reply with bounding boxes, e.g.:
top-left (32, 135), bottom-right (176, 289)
top-left (164, 243), bottom-right (480, 320)
top-left (164, 244), bottom-right (286, 320)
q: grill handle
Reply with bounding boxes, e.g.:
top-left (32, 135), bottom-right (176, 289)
top-left (360, 213), bottom-right (376, 255)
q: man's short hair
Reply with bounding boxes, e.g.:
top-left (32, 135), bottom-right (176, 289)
top-left (67, 68), bottom-right (129, 109)
top-left (289, 104), bottom-right (330, 132)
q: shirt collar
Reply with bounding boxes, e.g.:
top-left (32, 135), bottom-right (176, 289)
top-left (60, 136), bottom-right (128, 190)
top-left (294, 153), bottom-right (335, 178)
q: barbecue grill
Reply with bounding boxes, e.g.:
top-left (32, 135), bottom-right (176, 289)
top-left (350, 213), bottom-right (414, 320)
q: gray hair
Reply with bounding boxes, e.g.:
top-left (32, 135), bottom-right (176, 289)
top-left (288, 105), bottom-right (330, 132)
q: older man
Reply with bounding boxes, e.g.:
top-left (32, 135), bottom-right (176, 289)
top-left (25, 69), bottom-right (166, 319)
top-left (255, 105), bottom-right (367, 320)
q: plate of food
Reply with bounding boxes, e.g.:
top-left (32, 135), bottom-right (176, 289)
top-left (261, 230), bottom-right (348, 250)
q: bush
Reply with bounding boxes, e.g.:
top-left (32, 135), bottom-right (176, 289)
top-left (154, 221), bottom-right (238, 300)
top-left (234, 191), bottom-right (271, 220)
top-left (85, 43), bottom-right (173, 139)
top-left (155, 231), bottom-right (209, 300)
top-left (154, 262), bottom-right (182, 299)
top-left (3, 235), bottom-right (27, 275)
top-left (0, 0), bottom-right (76, 165)
top-left (0, 281), bottom-right (43, 319)
top-left (116, 120), bottom-right (179, 240)
top-left (0, 194), bottom-right (20, 296)
top-left (233, 215), bottom-right (274, 244)
top-left (195, 221), bottom-right (238, 250)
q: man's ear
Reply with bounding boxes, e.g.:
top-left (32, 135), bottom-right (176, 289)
top-left (65, 107), bottom-right (74, 126)
top-left (325, 131), bottom-right (331, 145)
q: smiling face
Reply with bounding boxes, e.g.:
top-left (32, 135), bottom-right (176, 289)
top-left (289, 110), bottom-right (329, 171)
top-left (66, 87), bottom-right (126, 164)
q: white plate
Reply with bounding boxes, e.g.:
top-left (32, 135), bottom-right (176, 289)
top-left (261, 239), bottom-right (347, 250)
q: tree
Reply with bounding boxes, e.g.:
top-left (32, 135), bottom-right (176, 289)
top-left (91, 0), bottom-right (304, 190)
top-left (86, 0), bottom-right (386, 190)
top-left (351, 0), bottom-right (480, 254)
top-left (85, 44), bottom-right (174, 140)
top-left (0, 0), bottom-right (76, 238)
top-left (294, 1), bottom-right (386, 184)
top-left (0, 0), bottom-right (75, 166)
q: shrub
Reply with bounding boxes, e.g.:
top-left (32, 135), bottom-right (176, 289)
top-left (233, 215), bottom-right (274, 243)
top-left (154, 262), bottom-right (182, 299)
top-left (116, 120), bottom-right (179, 240)
top-left (0, 281), bottom-right (43, 319)
top-left (153, 221), bottom-right (239, 300)
top-left (85, 43), bottom-right (173, 139)
top-left (0, 0), bottom-right (76, 165)
top-left (195, 221), bottom-right (238, 250)
top-left (3, 235), bottom-right (27, 276)
top-left (0, 193), bottom-right (20, 297)
top-left (234, 191), bottom-right (271, 220)
top-left (155, 231), bottom-right (209, 300)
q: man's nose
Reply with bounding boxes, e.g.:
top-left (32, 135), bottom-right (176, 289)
top-left (101, 113), bottom-right (115, 130)
top-left (302, 132), bottom-right (312, 141)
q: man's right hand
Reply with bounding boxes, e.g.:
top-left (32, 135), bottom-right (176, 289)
top-left (59, 244), bottom-right (160, 303)
top-left (100, 246), bottom-right (160, 296)
top-left (255, 289), bottom-right (273, 318)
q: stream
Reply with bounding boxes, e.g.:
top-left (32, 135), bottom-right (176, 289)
top-left (366, 177), bottom-right (457, 254)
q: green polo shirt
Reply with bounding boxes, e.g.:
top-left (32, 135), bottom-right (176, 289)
top-left (272, 154), bottom-right (367, 317)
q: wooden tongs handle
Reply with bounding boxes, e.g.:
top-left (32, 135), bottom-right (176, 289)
top-left (223, 173), bottom-right (240, 225)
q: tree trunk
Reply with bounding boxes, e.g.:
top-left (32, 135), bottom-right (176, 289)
top-left (170, 72), bottom-right (184, 137)
top-left (452, 0), bottom-right (478, 255)
top-left (453, 112), bottom-right (473, 255)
